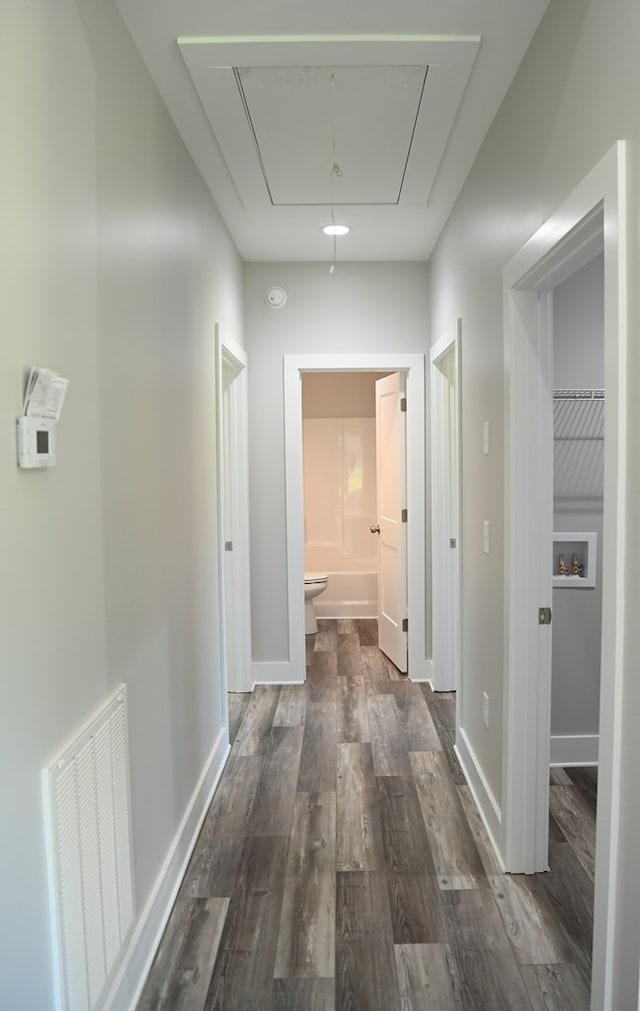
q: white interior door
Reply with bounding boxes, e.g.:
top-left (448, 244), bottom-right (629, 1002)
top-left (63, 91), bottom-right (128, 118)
top-left (430, 324), bottom-right (461, 692)
top-left (375, 372), bottom-right (408, 672)
top-left (221, 366), bottom-right (238, 687)
top-left (216, 327), bottom-right (252, 697)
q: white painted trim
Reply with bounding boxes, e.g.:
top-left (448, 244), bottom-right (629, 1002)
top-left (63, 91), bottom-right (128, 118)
top-left (455, 727), bottom-right (504, 873)
top-left (408, 658), bottom-right (434, 685)
top-left (550, 734), bottom-right (599, 767)
top-left (104, 730), bottom-right (230, 1011)
top-left (284, 353), bottom-right (428, 680)
top-left (503, 285), bottom-right (554, 874)
top-left (251, 661), bottom-right (305, 686)
top-left (253, 680), bottom-right (306, 689)
top-left (315, 605), bottom-right (377, 619)
top-left (430, 324), bottom-right (459, 363)
top-left (502, 141), bottom-right (630, 1010)
top-left (430, 320), bottom-right (462, 694)
top-left (216, 326), bottom-right (252, 694)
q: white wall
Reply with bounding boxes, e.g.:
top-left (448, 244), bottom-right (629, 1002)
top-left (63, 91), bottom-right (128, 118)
top-left (243, 262), bottom-right (429, 663)
top-left (303, 372), bottom-right (378, 577)
top-left (0, 2), bottom-right (242, 1008)
top-left (302, 371), bottom-right (381, 419)
top-left (428, 0), bottom-right (640, 1004)
top-left (303, 417), bottom-right (377, 571)
top-left (553, 254), bottom-right (604, 390)
top-left (552, 255), bottom-right (604, 747)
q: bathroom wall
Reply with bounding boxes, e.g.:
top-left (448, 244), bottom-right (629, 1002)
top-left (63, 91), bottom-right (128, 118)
top-left (551, 253), bottom-right (604, 761)
top-left (302, 372), bottom-right (378, 572)
top-left (302, 373), bottom-right (380, 616)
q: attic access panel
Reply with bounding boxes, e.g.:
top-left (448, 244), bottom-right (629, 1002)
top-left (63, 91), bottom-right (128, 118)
top-left (236, 65), bottom-right (427, 206)
top-left (178, 36), bottom-right (481, 213)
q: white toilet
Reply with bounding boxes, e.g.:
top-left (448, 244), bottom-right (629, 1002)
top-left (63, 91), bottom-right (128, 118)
top-left (304, 572), bottom-right (328, 634)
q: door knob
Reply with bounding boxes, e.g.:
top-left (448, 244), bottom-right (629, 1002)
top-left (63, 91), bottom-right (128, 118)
top-left (370, 524), bottom-right (381, 534)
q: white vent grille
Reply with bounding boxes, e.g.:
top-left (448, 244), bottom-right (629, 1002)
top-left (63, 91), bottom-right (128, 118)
top-left (43, 685), bottom-right (134, 1011)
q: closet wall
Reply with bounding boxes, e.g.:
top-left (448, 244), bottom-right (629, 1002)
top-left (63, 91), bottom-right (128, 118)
top-left (551, 254), bottom-right (604, 763)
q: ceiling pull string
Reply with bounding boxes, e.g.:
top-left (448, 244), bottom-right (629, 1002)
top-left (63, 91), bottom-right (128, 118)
top-left (328, 72), bottom-right (343, 275)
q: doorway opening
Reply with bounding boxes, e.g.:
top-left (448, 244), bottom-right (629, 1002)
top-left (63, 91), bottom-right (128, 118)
top-left (284, 353), bottom-right (428, 683)
top-left (549, 255), bottom-right (603, 870)
top-left (301, 370), bottom-right (408, 672)
top-left (502, 142), bottom-right (629, 1009)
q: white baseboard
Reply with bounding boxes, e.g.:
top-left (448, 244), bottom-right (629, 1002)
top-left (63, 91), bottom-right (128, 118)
top-left (409, 658), bottom-right (434, 684)
top-left (103, 728), bottom-right (230, 1011)
top-left (251, 660), bottom-right (305, 685)
top-left (315, 604), bottom-right (377, 619)
top-left (455, 726), bottom-right (504, 871)
top-left (550, 733), bottom-right (599, 766)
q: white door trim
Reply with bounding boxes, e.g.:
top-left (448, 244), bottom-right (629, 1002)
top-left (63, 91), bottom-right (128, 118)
top-left (283, 353), bottom-right (428, 681)
top-left (216, 326), bottom-right (252, 696)
top-left (502, 142), bottom-right (629, 1010)
top-left (430, 320), bottom-right (462, 693)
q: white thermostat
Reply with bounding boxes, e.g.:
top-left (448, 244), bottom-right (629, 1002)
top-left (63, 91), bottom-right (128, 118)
top-left (17, 416), bottom-right (56, 468)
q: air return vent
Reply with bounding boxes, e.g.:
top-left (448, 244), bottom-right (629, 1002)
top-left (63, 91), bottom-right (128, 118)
top-left (43, 685), bottom-right (134, 1011)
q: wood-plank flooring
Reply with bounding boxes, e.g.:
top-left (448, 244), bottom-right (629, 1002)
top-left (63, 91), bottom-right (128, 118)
top-left (137, 619), bottom-right (595, 1010)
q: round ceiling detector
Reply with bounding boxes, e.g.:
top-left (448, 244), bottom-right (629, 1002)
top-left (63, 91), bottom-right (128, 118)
top-left (264, 285), bottom-right (287, 309)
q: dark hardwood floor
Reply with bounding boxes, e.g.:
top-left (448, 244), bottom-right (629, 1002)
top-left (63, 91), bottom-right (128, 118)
top-left (137, 619), bottom-right (595, 1010)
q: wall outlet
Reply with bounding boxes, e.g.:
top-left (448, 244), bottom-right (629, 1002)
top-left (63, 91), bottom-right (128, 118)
top-left (482, 691), bottom-right (490, 729)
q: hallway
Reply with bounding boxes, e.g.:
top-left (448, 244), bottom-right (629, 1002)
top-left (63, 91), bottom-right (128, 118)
top-left (137, 620), bottom-right (593, 1010)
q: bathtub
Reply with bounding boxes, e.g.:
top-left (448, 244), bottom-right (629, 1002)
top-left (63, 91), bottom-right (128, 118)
top-left (312, 571), bottom-right (378, 619)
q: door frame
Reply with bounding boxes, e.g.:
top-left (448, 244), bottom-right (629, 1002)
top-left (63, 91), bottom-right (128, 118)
top-left (502, 142), bottom-right (629, 1008)
top-left (216, 325), bottom-right (252, 699)
top-left (283, 353), bottom-right (428, 680)
top-left (430, 320), bottom-right (462, 693)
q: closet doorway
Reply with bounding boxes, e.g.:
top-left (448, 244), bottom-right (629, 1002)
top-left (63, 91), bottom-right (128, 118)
top-left (550, 256), bottom-right (604, 773)
top-left (502, 141), bottom-right (629, 1011)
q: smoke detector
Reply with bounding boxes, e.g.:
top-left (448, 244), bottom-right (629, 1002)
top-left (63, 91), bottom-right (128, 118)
top-left (264, 286), bottom-right (287, 309)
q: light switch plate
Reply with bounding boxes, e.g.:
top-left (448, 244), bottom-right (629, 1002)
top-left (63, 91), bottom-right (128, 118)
top-left (483, 520), bottom-right (490, 555)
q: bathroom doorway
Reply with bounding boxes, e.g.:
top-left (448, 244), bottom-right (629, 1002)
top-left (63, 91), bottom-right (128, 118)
top-left (301, 371), bottom-right (383, 627)
top-left (301, 370), bottom-right (408, 671)
top-left (283, 352), bottom-right (428, 681)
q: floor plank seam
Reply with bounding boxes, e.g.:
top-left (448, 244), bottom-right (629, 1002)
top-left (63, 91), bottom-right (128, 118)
top-left (137, 619), bottom-right (594, 1011)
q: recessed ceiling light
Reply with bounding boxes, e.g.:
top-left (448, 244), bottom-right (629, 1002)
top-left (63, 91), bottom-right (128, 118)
top-left (322, 224), bottom-right (350, 236)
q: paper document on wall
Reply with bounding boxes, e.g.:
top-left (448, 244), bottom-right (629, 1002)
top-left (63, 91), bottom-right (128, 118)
top-left (23, 368), bottom-right (68, 420)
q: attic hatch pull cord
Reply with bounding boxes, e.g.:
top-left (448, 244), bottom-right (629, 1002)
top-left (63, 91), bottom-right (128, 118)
top-left (328, 72), bottom-right (343, 275)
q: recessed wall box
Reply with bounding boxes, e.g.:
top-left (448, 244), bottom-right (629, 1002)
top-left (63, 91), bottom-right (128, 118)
top-left (17, 416), bottom-right (56, 468)
top-left (552, 531), bottom-right (597, 588)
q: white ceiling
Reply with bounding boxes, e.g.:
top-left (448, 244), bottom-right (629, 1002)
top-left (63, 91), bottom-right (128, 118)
top-left (115, 1), bottom-right (551, 262)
